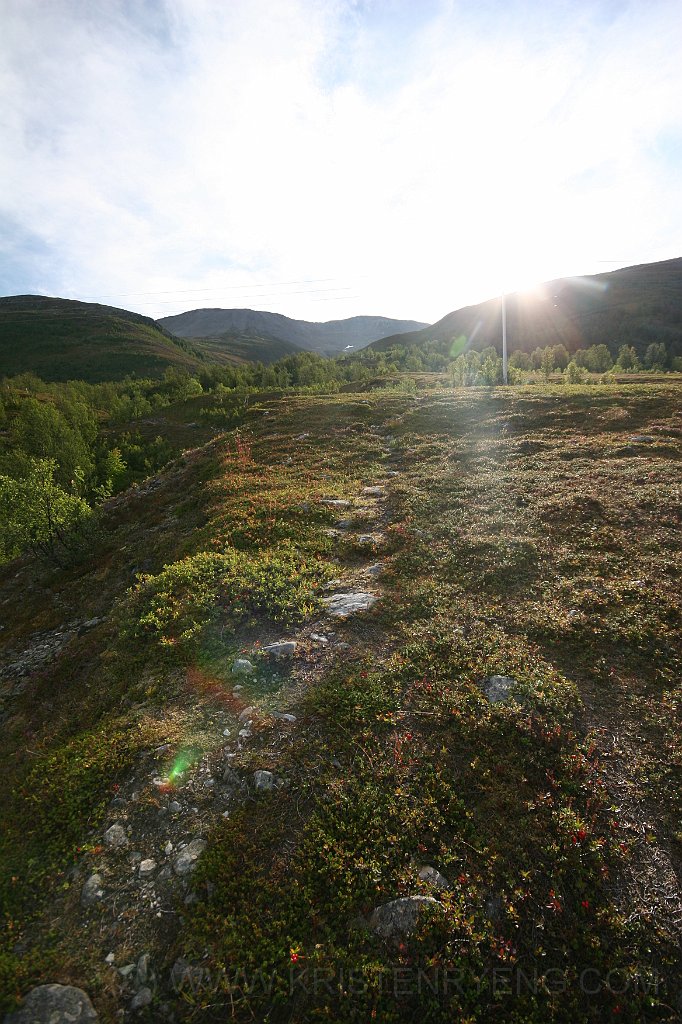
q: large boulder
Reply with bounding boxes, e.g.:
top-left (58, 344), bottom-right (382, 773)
top-left (4, 984), bottom-right (98, 1023)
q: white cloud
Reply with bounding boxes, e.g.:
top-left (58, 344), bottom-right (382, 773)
top-left (1, 0), bottom-right (681, 323)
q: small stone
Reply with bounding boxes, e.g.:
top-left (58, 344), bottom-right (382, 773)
top-left (173, 839), bottom-right (207, 876)
top-left (365, 563), bottom-right (383, 577)
top-left (103, 823), bottom-right (128, 849)
top-left (223, 766), bottom-right (242, 787)
top-left (238, 728), bottom-right (251, 738)
top-left (203, 777), bottom-right (215, 789)
top-left (139, 859), bottom-right (157, 879)
top-left (322, 592), bottom-right (377, 618)
top-left (418, 865), bottom-right (450, 890)
top-left (81, 873), bottom-right (104, 906)
top-left (231, 659), bottom-right (254, 675)
top-left (319, 498), bottom-right (351, 508)
top-left (362, 486), bottom-right (385, 496)
top-left (168, 801), bottom-right (182, 814)
top-left (105, 952), bottom-right (116, 964)
top-left (310, 633), bottom-right (328, 642)
top-left (272, 711), bottom-right (297, 722)
top-left (130, 986), bottom-right (152, 1010)
top-left (369, 896), bottom-right (442, 940)
top-left (4, 985), bottom-right (98, 1023)
top-left (482, 675), bottom-right (517, 703)
top-left (238, 706), bottom-right (255, 722)
top-left (119, 964), bottom-right (136, 978)
top-left (628, 434), bottom-right (655, 443)
top-left (356, 534), bottom-right (376, 545)
top-left (130, 851), bottom-right (142, 864)
top-left (164, 841), bottom-right (173, 857)
top-left (262, 641), bottom-right (297, 657)
top-left (136, 953), bottom-right (151, 987)
top-left (222, 728), bottom-right (231, 737)
top-left (253, 769), bottom-right (274, 791)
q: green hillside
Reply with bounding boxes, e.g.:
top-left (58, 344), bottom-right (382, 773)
top-left (195, 330), bottom-right (303, 365)
top-left (371, 257), bottom-right (682, 359)
top-left (1, 382), bottom-right (681, 1021)
top-left (0, 295), bottom-right (205, 382)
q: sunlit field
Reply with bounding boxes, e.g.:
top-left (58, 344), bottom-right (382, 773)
top-left (1, 381), bottom-right (680, 1022)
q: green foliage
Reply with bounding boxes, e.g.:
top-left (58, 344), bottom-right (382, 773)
top-left (565, 360), bottom-right (587, 384)
top-left (0, 458), bottom-right (93, 565)
top-left (125, 545), bottom-right (326, 652)
top-left (7, 398), bottom-right (94, 490)
top-left (644, 342), bottom-right (668, 370)
top-left (615, 344), bottom-right (641, 371)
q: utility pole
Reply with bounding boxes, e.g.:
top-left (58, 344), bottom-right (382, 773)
top-left (502, 292), bottom-right (508, 384)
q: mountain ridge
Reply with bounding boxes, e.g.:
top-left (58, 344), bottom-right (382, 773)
top-left (158, 307), bottom-right (428, 355)
top-left (369, 257), bottom-right (682, 358)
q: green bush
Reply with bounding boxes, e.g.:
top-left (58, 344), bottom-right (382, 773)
top-left (126, 545), bottom-right (325, 651)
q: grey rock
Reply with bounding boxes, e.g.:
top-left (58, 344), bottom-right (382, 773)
top-left (164, 841), bottom-right (173, 857)
top-left (362, 486), bottom-right (385, 497)
top-left (168, 801), bottom-right (182, 814)
top-left (119, 964), bottom-right (136, 978)
top-left (139, 859), bottom-right (157, 879)
top-left (418, 865), bottom-right (450, 890)
top-left (365, 563), bottom-right (383, 577)
top-left (271, 711), bottom-right (297, 723)
top-left (482, 675), bottom-right (517, 703)
top-left (136, 953), bottom-right (151, 987)
top-left (173, 839), bottom-right (206, 876)
top-left (130, 987), bottom-right (152, 1010)
top-left (238, 706), bottom-right (255, 722)
top-left (170, 958), bottom-right (202, 992)
top-left (253, 769), bottom-right (274, 791)
top-left (231, 659), bottom-right (254, 675)
top-left (485, 893), bottom-right (504, 922)
top-left (628, 434), bottom-right (656, 443)
top-left (319, 498), bottom-right (351, 508)
top-left (4, 984), bottom-right (98, 1023)
top-left (81, 873), bottom-right (104, 906)
top-left (322, 592), bottom-right (377, 618)
top-left (369, 896), bottom-right (442, 940)
top-left (103, 823), bottom-right (128, 849)
top-left (222, 767), bottom-right (242, 788)
top-left (262, 641), bottom-right (296, 658)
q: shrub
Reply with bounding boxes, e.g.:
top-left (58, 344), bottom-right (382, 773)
top-left (126, 545), bottom-right (325, 652)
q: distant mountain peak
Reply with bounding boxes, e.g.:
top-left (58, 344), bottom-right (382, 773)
top-left (157, 308), bottom-right (428, 355)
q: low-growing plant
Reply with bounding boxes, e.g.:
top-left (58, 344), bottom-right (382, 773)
top-left (124, 544), bottom-right (326, 653)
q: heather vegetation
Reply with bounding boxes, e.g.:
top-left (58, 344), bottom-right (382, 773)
top-left (1, 279), bottom-right (681, 1024)
top-left (1, 364), bottom-right (680, 1022)
top-left (1, 336), bottom-right (680, 568)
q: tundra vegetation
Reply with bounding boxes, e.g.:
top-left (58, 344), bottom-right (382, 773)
top-left (0, 350), bottom-right (681, 1023)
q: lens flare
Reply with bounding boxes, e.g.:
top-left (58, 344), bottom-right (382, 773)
top-left (449, 334), bottom-right (468, 358)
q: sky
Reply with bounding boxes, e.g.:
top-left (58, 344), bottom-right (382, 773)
top-left (1, 0), bottom-right (681, 325)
